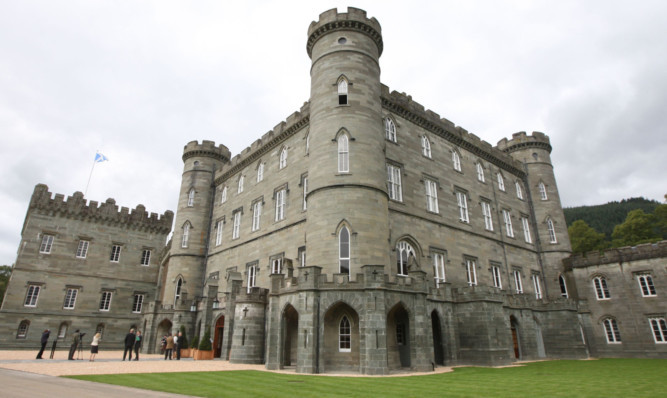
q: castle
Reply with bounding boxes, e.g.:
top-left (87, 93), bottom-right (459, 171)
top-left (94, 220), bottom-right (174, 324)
top-left (1, 8), bottom-right (664, 372)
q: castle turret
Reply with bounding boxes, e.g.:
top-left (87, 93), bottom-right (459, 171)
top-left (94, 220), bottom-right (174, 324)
top-left (162, 140), bottom-right (230, 323)
top-left (497, 132), bottom-right (571, 299)
top-left (305, 8), bottom-right (390, 276)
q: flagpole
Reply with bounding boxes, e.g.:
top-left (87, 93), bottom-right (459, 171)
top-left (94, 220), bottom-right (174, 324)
top-left (84, 152), bottom-right (99, 197)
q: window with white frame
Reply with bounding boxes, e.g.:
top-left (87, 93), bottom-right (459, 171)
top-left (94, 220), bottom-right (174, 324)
top-left (271, 256), bottom-right (282, 274)
top-left (637, 274), bottom-right (657, 297)
top-left (247, 264), bottom-right (257, 293)
top-left (396, 241), bottom-right (415, 276)
top-left (452, 151), bottom-right (461, 172)
top-left (482, 201), bottom-right (493, 231)
top-left (649, 318), bottom-right (667, 343)
top-left (24, 285), bottom-right (40, 307)
top-left (181, 223), bottom-right (190, 248)
top-left (387, 164), bottom-right (402, 202)
top-left (257, 162), bottom-right (264, 182)
top-left (425, 179), bottom-right (438, 213)
top-left (232, 211), bottom-right (241, 239)
top-left (559, 275), bottom-right (569, 298)
top-left (433, 252), bottom-right (446, 286)
top-left (63, 288), bottom-right (78, 309)
top-left (99, 291), bottom-right (112, 311)
top-left (215, 220), bottom-right (223, 246)
top-left (132, 294), bottom-right (144, 313)
top-left (187, 188), bottom-right (195, 207)
top-left (252, 201), bottom-right (262, 231)
top-left (515, 181), bottom-right (523, 200)
top-left (465, 259), bottom-right (477, 286)
top-left (547, 218), bottom-right (557, 243)
top-left (58, 322), bottom-right (68, 339)
top-left (338, 134), bottom-right (349, 173)
top-left (603, 318), bottom-right (621, 343)
top-left (492, 265), bottom-right (502, 289)
top-left (39, 234), bottom-right (54, 254)
top-left (421, 136), bottom-right (431, 158)
top-left (279, 148), bottom-right (288, 169)
top-left (513, 270), bottom-right (523, 293)
top-left (17, 321), bottom-right (29, 339)
top-left (497, 173), bottom-right (505, 191)
top-left (141, 249), bottom-right (151, 266)
top-left (339, 226), bottom-right (350, 275)
top-left (76, 240), bottom-right (89, 258)
top-left (476, 163), bottom-right (485, 182)
top-left (456, 191), bottom-right (469, 223)
top-left (539, 182), bottom-right (548, 200)
top-left (302, 176), bottom-right (308, 211)
top-left (238, 175), bottom-right (244, 193)
top-left (221, 186), bottom-right (228, 203)
top-left (503, 210), bottom-right (514, 237)
top-left (385, 118), bottom-right (397, 142)
top-left (339, 316), bottom-right (351, 352)
top-left (593, 276), bottom-right (610, 300)
top-left (338, 78), bottom-right (348, 105)
top-left (305, 133), bottom-right (310, 155)
top-left (275, 188), bottom-right (286, 221)
top-left (521, 216), bottom-right (532, 243)
top-left (532, 274), bottom-right (543, 299)
top-left (298, 246), bottom-right (306, 267)
top-left (110, 245), bottom-right (122, 262)
top-left (174, 277), bottom-right (183, 305)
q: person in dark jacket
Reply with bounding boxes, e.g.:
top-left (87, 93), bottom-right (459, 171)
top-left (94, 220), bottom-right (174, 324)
top-left (133, 330), bottom-right (142, 360)
top-left (36, 329), bottom-right (50, 359)
top-left (68, 330), bottom-right (80, 360)
top-left (122, 328), bottom-right (135, 361)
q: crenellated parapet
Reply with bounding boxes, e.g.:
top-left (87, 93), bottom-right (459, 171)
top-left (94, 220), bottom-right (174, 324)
top-left (563, 241), bottom-right (667, 269)
top-left (381, 85), bottom-right (527, 176)
top-left (307, 7), bottom-right (383, 58)
top-left (496, 131), bottom-right (552, 154)
top-left (182, 140), bottom-right (231, 163)
top-left (27, 184), bottom-right (174, 233)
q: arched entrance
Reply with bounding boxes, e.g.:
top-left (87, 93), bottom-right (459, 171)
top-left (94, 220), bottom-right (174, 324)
top-left (510, 316), bottom-right (521, 359)
top-left (213, 316), bottom-right (224, 358)
top-left (156, 319), bottom-right (172, 353)
top-left (323, 302), bottom-right (360, 373)
top-left (282, 304), bottom-right (299, 367)
top-left (387, 303), bottom-right (410, 369)
top-left (431, 310), bottom-right (444, 366)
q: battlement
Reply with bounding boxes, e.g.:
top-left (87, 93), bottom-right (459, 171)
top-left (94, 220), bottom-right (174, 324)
top-left (496, 131), bottom-right (552, 154)
top-left (563, 241), bottom-right (667, 269)
top-left (307, 7), bottom-right (383, 58)
top-left (28, 184), bottom-right (174, 233)
top-left (182, 140), bottom-right (231, 163)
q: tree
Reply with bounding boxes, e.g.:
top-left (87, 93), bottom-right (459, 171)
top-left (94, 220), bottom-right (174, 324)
top-left (568, 220), bottom-right (607, 253)
top-left (611, 209), bottom-right (661, 247)
top-left (0, 265), bottom-right (12, 307)
top-left (653, 204), bottom-right (667, 239)
top-left (179, 324), bottom-right (188, 350)
top-left (199, 329), bottom-right (212, 351)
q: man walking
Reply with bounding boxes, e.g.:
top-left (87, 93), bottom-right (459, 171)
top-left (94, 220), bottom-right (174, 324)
top-left (36, 329), bottom-right (50, 359)
top-left (164, 333), bottom-right (174, 360)
top-left (122, 328), bottom-right (136, 361)
top-left (68, 330), bottom-right (80, 360)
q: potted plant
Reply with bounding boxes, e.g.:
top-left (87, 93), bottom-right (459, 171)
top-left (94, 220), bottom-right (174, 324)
top-left (194, 330), bottom-right (213, 360)
top-left (179, 325), bottom-right (190, 358)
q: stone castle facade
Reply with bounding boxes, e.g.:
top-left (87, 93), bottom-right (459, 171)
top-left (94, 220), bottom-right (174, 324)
top-left (1, 8), bottom-right (664, 370)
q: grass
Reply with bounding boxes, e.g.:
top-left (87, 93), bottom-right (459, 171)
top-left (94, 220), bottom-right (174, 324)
top-left (67, 358), bottom-right (667, 398)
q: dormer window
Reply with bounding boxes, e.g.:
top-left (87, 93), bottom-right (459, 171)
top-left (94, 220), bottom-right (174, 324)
top-left (338, 78), bottom-right (348, 105)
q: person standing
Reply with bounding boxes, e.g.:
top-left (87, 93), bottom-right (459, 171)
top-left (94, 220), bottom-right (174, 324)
top-left (175, 331), bottom-right (182, 360)
top-left (133, 331), bottom-right (142, 361)
top-left (164, 333), bottom-right (174, 360)
top-left (68, 330), bottom-right (80, 360)
top-left (36, 329), bottom-right (50, 359)
top-left (89, 332), bottom-right (101, 361)
top-left (122, 328), bottom-right (135, 361)
top-left (160, 335), bottom-right (167, 354)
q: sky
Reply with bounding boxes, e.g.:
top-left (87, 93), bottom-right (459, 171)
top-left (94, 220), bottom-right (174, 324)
top-left (1, 0), bottom-right (666, 266)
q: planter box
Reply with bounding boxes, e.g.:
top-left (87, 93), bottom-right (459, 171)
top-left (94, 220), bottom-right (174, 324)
top-left (180, 348), bottom-right (191, 358)
top-left (194, 349), bottom-right (213, 360)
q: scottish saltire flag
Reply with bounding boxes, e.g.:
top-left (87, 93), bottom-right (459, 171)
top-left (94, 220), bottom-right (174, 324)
top-left (94, 152), bottom-right (109, 163)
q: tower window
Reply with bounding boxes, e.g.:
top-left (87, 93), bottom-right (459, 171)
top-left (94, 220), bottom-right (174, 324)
top-left (385, 118), bottom-right (397, 142)
top-left (338, 134), bottom-right (349, 173)
top-left (547, 218), bottom-right (557, 243)
top-left (559, 275), bottom-right (569, 298)
top-left (339, 226), bottom-right (350, 275)
top-left (338, 79), bottom-right (348, 105)
top-left (187, 188), bottom-right (195, 207)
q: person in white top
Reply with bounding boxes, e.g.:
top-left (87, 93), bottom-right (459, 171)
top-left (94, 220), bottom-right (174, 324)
top-left (89, 332), bottom-right (101, 361)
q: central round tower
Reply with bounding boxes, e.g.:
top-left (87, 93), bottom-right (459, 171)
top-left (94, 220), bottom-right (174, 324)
top-left (305, 8), bottom-right (390, 276)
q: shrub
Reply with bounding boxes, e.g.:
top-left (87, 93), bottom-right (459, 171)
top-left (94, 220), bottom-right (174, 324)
top-left (198, 330), bottom-right (212, 351)
top-left (179, 325), bottom-right (188, 349)
top-left (190, 335), bottom-right (199, 349)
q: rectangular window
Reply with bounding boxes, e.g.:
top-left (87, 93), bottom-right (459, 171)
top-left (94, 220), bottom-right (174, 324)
top-left (247, 265), bottom-right (256, 293)
top-left (76, 240), bottom-right (89, 258)
top-left (141, 249), bottom-right (151, 266)
top-left (503, 210), bottom-right (514, 238)
top-left (215, 220), bottom-right (223, 246)
top-left (532, 274), bottom-right (543, 299)
top-left (433, 253), bottom-right (445, 286)
top-left (63, 288), bottom-right (78, 309)
top-left (17, 322), bottom-right (29, 339)
top-left (492, 265), bottom-right (502, 289)
top-left (110, 245), bottom-right (121, 262)
top-left (271, 257), bottom-right (282, 274)
top-left (513, 270), bottom-right (523, 293)
top-left (497, 173), bottom-right (505, 191)
top-left (275, 189), bottom-right (286, 221)
top-left (649, 318), bottom-right (667, 343)
top-left (425, 179), bottom-right (439, 213)
top-left (302, 176), bottom-right (308, 211)
top-left (99, 291), bottom-right (112, 311)
top-left (387, 164), bottom-right (402, 202)
top-left (594, 277), bottom-right (611, 300)
top-left (521, 216), bottom-right (532, 243)
top-left (252, 201), bottom-right (262, 231)
top-left (39, 234), bottom-right (54, 254)
top-left (539, 182), bottom-right (548, 200)
top-left (24, 285), bottom-right (41, 307)
top-left (638, 275), bottom-right (657, 297)
top-left (232, 211), bottom-right (241, 239)
top-left (603, 318), bottom-right (621, 343)
top-left (457, 192), bottom-right (469, 223)
top-left (482, 201), bottom-right (493, 231)
top-left (516, 181), bottom-right (523, 200)
top-left (132, 294), bottom-right (144, 313)
top-left (465, 259), bottom-right (477, 286)
top-left (298, 246), bottom-right (306, 267)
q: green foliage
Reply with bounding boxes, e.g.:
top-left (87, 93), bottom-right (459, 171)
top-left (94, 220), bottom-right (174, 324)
top-left (190, 335), bottom-right (199, 349)
top-left (0, 265), bottom-right (12, 307)
top-left (564, 197), bottom-right (661, 239)
top-left (568, 220), bottom-right (607, 253)
top-left (611, 209), bottom-right (662, 247)
top-left (179, 325), bottom-right (188, 349)
top-left (69, 358), bottom-right (667, 398)
top-left (198, 330), bottom-right (211, 350)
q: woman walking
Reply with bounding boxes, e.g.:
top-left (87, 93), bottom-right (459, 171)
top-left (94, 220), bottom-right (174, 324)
top-left (89, 332), bottom-right (101, 361)
top-left (133, 331), bottom-right (142, 360)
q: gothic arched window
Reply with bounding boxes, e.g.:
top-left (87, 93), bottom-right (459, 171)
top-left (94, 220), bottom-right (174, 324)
top-left (339, 226), bottom-right (350, 275)
top-left (338, 134), bottom-right (349, 173)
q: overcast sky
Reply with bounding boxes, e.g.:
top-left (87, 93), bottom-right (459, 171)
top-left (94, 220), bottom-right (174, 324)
top-left (1, 0), bottom-right (666, 267)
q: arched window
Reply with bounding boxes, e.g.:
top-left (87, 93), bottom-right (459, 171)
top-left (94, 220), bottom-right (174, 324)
top-left (338, 78), bottom-right (348, 105)
top-left (58, 322), bottom-right (68, 339)
top-left (339, 316), bottom-right (351, 352)
top-left (279, 148), bottom-right (288, 169)
top-left (385, 118), bottom-right (397, 142)
top-left (174, 277), bottom-right (183, 305)
top-left (238, 175), bottom-right (244, 193)
top-left (497, 173), bottom-right (505, 191)
top-left (593, 276), bottom-right (610, 300)
top-left (547, 218), bottom-right (557, 243)
top-left (559, 275), bottom-right (569, 298)
top-left (17, 320), bottom-right (29, 339)
top-left (339, 226), bottom-right (350, 275)
top-left (515, 181), bottom-right (524, 199)
top-left (603, 318), bottom-right (621, 343)
top-left (396, 241), bottom-right (416, 276)
top-left (181, 222), bottom-right (190, 248)
top-left (452, 150), bottom-right (461, 171)
top-left (221, 186), bottom-right (227, 203)
top-left (338, 134), bottom-right (349, 173)
top-left (476, 163), bottom-right (485, 182)
top-left (421, 136), bottom-right (431, 158)
top-left (539, 182), bottom-right (548, 200)
top-left (305, 132), bottom-right (310, 155)
top-left (257, 162), bottom-right (264, 182)
top-left (187, 188), bottom-right (195, 207)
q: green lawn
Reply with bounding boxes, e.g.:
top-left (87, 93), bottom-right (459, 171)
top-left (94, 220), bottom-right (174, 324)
top-left (68, 358), bottom-right (667, 398)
